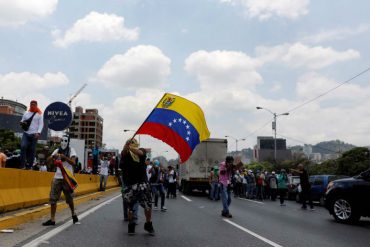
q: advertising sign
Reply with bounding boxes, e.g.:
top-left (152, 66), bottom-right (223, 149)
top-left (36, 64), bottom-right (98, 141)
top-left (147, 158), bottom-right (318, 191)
top-left (44, 102), bottom-right (72, 131)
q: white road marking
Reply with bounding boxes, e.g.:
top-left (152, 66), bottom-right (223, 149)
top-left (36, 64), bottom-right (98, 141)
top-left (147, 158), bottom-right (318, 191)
top-left (238, 198), bottom-right (265, 204)
top-left (22, 194), bottom-right (121, 247)
top-left (181, 195), bottom-right (192, 202)
top-left (223, 219), bottom-right (283, 247)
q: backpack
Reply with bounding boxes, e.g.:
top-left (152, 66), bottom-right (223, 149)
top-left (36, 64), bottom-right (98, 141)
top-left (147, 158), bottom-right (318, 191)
top-left (149, 167), bottom-right (159, 183)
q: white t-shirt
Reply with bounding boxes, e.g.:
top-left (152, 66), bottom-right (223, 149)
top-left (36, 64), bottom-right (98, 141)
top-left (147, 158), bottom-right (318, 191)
top-left (168, 170), bottom-right (176, 183)
top-left (21, 111), bottom-right (44, 134)
top-left (52, 147), bottom-right (77, 179)
top-left (100, 160), bottom-right (109, 176)
top-left (146, 165), bottom-right (152, 180)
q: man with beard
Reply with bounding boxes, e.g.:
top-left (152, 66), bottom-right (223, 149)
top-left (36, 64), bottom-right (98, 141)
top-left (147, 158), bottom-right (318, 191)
top-left (43, 135), bottom-right (78, 226)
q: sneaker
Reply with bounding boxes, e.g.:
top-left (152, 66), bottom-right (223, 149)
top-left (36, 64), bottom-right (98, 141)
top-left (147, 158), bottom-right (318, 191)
top-left (221, 212), bottom-right (232, 218)
top-left (72, 214), bottom-right (79, 224)
top-left (144, 222), bottom-right (155, 236)
top-left (161, 207), bottom-right (167, 212)
top-left (128, 222), bottom-right (136, 235)
top-left (310, 208), bottom-right (315, 211)
top-left (153, 206), bottom-right (158, 211)
top-left (42, 219), bottom-right (56, 226)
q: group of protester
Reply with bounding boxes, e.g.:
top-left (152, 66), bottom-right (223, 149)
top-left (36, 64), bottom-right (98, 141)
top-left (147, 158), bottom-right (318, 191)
top-left (211, 157), bottom-right (315, 218)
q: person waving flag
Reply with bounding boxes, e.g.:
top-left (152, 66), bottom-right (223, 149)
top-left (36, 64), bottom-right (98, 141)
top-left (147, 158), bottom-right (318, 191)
top-left (136, 93), bottom-right (210, 163)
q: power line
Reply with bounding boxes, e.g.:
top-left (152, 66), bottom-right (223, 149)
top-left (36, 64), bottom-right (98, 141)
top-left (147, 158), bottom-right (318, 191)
top-left (242, 118), bottom-right (274, 140)
top-left (287, 67), bottom-right (370, 114)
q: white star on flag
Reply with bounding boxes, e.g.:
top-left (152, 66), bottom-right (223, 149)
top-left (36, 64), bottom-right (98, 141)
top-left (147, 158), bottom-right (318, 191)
top-left (187, 131), bottom-right (191, 135)
top-left (168, 122), bottom-right (173, 127)
top-left (173, 119), bottom-right (177, 123)
top-left (186, 125), bottom-right (190, 129)
top-left (186, 137), bottom-right (190, 141)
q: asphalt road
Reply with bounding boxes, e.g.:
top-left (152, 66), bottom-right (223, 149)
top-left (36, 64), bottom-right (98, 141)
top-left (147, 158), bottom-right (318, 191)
top-left (9, 192), bottom-right (370, 247)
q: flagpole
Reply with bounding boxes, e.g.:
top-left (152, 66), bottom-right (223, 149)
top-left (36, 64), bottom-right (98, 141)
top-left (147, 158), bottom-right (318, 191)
top-left (130, 93), bottom-right (168, 141)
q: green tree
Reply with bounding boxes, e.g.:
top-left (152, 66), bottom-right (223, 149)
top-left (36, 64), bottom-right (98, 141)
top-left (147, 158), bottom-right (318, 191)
top-left (0, 129), bottom-right (20, 151)
top-left (336, 147), bottom-right (370, 176)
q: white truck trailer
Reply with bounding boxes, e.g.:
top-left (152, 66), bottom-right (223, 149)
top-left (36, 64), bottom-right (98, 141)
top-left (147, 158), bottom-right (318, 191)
top-left (178, 138), bottom-right (227, 194)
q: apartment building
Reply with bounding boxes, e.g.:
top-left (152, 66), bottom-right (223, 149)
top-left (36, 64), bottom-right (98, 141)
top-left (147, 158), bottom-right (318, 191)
top-left (69, 106), bottom-right (103, 148)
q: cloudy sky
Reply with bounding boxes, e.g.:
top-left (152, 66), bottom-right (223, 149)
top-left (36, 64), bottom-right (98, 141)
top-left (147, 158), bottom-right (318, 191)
top-left (1, 0), bottom-right (370, 159)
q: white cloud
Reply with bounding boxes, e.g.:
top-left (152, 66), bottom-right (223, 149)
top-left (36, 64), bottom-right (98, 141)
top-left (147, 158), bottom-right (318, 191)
top-left (256, 43), bottom-right (360, 69)
top-left (184, 50), bottom-right (262, 90)
top-left (0, 0), bottom-right (57, 27)
top-left (0, 71), bottom-right (69, 106)
top-left (296, 72), bottom-right (370, 102)
top-left (220, 0), bottom-right (309, 20)
top-left (95, 45), bottom-right (171, 90)
top-left (301, 24), bottom-right (370, 44)
top-left (52, 11), bottom-right (139, 48)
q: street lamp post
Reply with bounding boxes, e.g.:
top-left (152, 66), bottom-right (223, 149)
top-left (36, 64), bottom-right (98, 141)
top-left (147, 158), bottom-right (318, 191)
top-left (225, 135), bottom-right (246, 152)
top-left (256, 106), bottom-right (289, 162)
top-left (123, 129), bottom-right (140, 144)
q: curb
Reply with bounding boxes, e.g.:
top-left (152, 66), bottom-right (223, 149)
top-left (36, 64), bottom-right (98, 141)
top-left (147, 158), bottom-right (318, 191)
top-left (0, 187), bottom-right (121, 230)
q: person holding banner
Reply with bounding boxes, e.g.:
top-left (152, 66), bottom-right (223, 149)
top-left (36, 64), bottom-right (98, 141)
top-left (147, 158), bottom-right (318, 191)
top-left (43, 135), bottom-right (78, 226)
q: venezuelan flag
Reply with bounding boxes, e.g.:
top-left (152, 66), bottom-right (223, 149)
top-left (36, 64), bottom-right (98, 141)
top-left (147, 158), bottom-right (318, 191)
top-left (61, 165), bottom-right (78, 191)
top-left (137, 93), bottom-right (210, 162)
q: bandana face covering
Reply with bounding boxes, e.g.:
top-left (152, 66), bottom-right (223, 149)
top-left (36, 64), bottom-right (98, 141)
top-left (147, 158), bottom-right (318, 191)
top-left (129, 138), bottom-right (140, 162)
top-left (29, 101), bottom-right (42, 114)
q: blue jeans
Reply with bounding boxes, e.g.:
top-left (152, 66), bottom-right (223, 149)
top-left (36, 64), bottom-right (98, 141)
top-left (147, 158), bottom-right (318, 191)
top-left (20, 133), bottom-right (37, 169)
top-left (221, 184), bottom-right (231, 214)
top-left (151, 184), bottom-right (165, 208)
top-left (210, 182), bottom-right (220, 200)
top-left (99, 174), bottom-right (108, 190)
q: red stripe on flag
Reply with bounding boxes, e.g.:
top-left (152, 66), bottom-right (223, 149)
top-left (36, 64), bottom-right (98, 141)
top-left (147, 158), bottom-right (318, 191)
top-left (137, 122), bottom-right (193, 162)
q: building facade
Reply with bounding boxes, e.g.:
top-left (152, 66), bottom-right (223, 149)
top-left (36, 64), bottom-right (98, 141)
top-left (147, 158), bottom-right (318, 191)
top-left (69, 106), bottom-right (103, 148)
top-left (254, 136), bottom-right (292, 162)
top-left (0, 98), bottom-right (27, 116)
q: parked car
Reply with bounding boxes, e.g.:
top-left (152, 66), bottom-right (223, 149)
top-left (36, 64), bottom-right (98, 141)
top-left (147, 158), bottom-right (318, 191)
top-left (296, 175), bottom-right (348, 205)
top-left (325, 168), bottom-right (370, 223)
top-left (287, 175), bottom-right (300, 200)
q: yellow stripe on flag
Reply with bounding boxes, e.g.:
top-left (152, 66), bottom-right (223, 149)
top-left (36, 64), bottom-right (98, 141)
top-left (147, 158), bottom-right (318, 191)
top-left (155, 93), bottom-right (210, 141)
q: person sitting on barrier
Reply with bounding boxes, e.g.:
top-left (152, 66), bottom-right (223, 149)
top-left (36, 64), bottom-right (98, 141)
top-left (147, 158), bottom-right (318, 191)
top-left (43, 135), bottom-right (78, 226)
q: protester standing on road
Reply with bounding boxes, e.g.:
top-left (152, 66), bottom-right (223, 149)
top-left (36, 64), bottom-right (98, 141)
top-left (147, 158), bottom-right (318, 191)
top-left (42, 135), bottom-right (78, 226)
top-left (20, 100), bottom-right (43, 170)
top-left (99, 154), bottom-right (109, 191)
top-left (209, 166), bottom-right (220, 201)
top-left (149, 160), bottom-right (167, 211)
top-left (219, 156), bottom-right (234, 218)
top-left (269, 171), bottom-right (278, 201)
top-left (277, 169), bottom-right (288, 206)
top-left (292, 164), bottom-right (314, 210)
top-left (121, 138), bottom-right (155, 235)
top-left (166, 165), bottom-right (177, 198)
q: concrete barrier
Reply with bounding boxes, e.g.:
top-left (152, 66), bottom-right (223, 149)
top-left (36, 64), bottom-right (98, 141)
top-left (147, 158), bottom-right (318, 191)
top-left (0, 168), bottom-right (119, 213)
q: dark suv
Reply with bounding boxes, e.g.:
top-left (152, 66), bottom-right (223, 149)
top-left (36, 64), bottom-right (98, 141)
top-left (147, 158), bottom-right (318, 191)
top-left (325, 168), bottom-right (370, 223)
